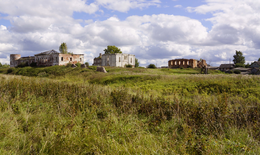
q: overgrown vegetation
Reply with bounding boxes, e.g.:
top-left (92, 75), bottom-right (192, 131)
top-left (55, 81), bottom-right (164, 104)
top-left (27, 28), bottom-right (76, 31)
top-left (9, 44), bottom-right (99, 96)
top-left (0, 66), bottom-right (259, 154)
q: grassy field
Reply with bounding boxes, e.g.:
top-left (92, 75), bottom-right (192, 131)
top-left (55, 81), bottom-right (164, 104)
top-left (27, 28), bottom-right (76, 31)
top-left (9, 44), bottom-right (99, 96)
top-left (0, 66), bottom-right (260, 154)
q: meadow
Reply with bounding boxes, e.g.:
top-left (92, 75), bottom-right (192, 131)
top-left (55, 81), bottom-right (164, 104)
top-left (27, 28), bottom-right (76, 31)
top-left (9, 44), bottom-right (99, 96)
top-left (0, 66), bottom-right (260, 154)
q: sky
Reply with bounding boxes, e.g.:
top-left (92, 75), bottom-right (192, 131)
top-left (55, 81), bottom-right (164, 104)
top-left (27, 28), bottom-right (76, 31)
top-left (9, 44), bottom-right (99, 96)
top-left (0, 0), bottom-right (260, 67)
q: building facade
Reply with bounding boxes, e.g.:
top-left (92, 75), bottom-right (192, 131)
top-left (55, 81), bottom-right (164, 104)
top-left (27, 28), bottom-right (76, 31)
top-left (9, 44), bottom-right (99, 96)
top-left (93, 53), bottom-right (135, 67)
top-left (10, 50), bottom-right (84, 67)
top-left (219, 64), bottom-right (235, 71)
top-left (168, 59), bottom-right (207, 68)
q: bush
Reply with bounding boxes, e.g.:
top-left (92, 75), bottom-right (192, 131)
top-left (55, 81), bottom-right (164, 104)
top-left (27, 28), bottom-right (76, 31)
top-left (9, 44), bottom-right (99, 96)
top-left (85, 62), bottom-right (89, 67)
top-left (66, 62), bottom-right (72, 67)
top-left (17, 62), bottom-right (29, 68)
top-left (147, 64), bottom-right (156, 69)
top-left (7, 68), bottom-right (14, 73)
top-left (125, 64), bottom-right (132, 68)
top-left (76, 62), bottom-right (81, 67)
top-left (234, 69), bottom-right (241, 74)
top-left (88, 66), bottom-right (97, 71)
top-left (30, 62), bottom-right (37, 67)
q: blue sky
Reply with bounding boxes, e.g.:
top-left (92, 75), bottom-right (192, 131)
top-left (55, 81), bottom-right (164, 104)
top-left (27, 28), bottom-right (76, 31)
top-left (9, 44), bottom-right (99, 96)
top-left (0, 0), bottom-right (260, 66)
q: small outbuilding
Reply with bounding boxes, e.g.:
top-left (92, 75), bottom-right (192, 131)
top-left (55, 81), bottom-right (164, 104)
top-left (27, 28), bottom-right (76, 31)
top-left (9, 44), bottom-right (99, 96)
top-left (219, 64), bottom-right (235, 71)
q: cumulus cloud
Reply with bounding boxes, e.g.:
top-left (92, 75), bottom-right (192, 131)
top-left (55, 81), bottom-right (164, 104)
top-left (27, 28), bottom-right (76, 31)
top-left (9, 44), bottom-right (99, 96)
top-left (96, 0), bottom-right (161, 12)
top-left (1, 0), bottom-right (260, 67)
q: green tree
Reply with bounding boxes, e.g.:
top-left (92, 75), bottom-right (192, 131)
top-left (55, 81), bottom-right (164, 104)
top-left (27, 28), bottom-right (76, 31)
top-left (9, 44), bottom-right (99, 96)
top-left (147, 64), bottom-right (156, 69)
top-left (233, 50), bottom-right (245, 66)
top-left (59, 42), bottom-right (68, 54)
top-left (135, 58), bottom-right (139, 67)
top-left (104, 45), bottom-right (122, 54)
top-left (85, 62), bottom-right (89, 67)
top-left (0, 62), bottom-right (2, 67)
top-left (258, 58), bottom-right (260, 62)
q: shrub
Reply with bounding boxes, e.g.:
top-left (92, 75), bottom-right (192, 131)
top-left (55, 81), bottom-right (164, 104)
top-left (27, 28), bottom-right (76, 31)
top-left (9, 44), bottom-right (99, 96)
top-left (30, 62), bottom-right (37, 67)
top-left (147, 64), bottom-right (156, 69)
top-left (7, 68), bottom-right (14, 73)
top-left (17, 62), bottom-right (29, 68)
top-left (76, 62), bottom-right (81, 67)
top-left (85, 62), bottom-right (89, 67)
top-left (88, 66), bottom-right (97, 71)
top-left (66, 62), bottom-right (72, 67)
top-left (180, 67), bottom-right (183, 69)
top-left (125, 64), bottom-right (132, 68)
top-left (234, 69), bottom-right (241, 74)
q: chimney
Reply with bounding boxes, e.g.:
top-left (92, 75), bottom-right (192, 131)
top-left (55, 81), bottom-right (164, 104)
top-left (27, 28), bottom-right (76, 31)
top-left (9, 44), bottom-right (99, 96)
top-left (99, 53), bottom-right (102, 58)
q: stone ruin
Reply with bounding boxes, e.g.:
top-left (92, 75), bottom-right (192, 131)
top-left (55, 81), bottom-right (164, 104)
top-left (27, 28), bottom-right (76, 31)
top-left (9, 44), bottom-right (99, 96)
top-left (168, 58), bottom-right (207, 69)
top-left (96, 67), bottom-right (107, 73)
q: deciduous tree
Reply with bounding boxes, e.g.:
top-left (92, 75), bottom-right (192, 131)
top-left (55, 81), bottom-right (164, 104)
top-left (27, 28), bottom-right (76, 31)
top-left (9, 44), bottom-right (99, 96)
top-left (104, 45), bottom-right (122, 54)
top-left (233, 50), bottom-right (245, 66)
top-left (59, 42), bottom-right (68, 54)
top-left (135, 58), bottom-right (139, 67)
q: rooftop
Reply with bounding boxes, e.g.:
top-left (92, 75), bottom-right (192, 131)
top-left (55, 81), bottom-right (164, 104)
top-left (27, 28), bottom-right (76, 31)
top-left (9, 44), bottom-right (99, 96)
top-left (35, 49), bottom-right (59, 56)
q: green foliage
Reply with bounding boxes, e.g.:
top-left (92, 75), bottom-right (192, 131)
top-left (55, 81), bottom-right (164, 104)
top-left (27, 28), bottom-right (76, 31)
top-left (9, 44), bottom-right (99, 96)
top-left (30, 62), bottom-right (37, 67)
top-left (135, 58), bottom-right (139, 68)
top-left (234, 69), bottom-right (241, 74)
top-left (104, 45), bottom-right (122, 54)
top-left (245, 63), bottom-right (251, 68)
top-left (7, 68), bottom-right (14, 73)
top-left (0, 63), bottom-right (9, 68)
top-left (258, 58), bottom-right (260, 62)
top-left (59, 42), bottom-right (68, 54)
top-left (147, 64), bottom-right (156, 69)
top-left (85, 62), bottom-right (89, 67)
top-left (233, 50), bottom-right (245, 65)
top-left (17, 62), bottom-right (29, 68)
top-left (66, 62), bottom-right (72, 67)
top-left (235, 63), bottom-right (245, 68)
top-left (88, 66), bottom-right (97, 71)
top-left (125, 64), bottom-right (132, 68)
top-left (76, 62), bottom-right (81, 67)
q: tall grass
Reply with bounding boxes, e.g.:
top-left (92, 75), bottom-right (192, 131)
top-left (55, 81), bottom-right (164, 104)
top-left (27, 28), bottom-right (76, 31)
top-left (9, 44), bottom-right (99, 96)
top-left (0, 73), bottom-right (260, 154)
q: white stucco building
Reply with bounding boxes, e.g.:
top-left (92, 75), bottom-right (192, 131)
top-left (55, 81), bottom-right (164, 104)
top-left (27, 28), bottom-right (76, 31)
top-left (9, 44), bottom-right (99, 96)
top-left (93, 53), bottom-right (135, 67)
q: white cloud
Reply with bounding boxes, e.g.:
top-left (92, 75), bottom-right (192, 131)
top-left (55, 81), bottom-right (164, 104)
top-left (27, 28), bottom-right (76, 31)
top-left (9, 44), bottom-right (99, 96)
top-left (1, 0), bottom-right (260, 67)
top-left (96, 0), bottom-right (161, 12)
top-left (174, 5), bottom-right (182, 8)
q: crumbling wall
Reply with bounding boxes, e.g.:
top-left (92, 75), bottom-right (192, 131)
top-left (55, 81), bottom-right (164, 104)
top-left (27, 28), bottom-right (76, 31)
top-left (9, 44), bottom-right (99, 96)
top-left (35, 53), bottom-right (59, 66)
top-left (58, 54), bottom-right (84, 66)
top-left (168, 59), bottom-right (206, 69)
top-left (168, 59), bottom-right (197, 68)
top-left (10, 54), bottom-right (21, 67)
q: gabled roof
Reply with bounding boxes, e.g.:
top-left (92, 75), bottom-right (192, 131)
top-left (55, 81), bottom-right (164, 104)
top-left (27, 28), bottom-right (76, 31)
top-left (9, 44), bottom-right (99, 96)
top-left (35, 49), bottom-right (59, 56)
top-left (219, 64), bottom-right (235, 68)
top-left (251, 61), bottom-right (260, 66)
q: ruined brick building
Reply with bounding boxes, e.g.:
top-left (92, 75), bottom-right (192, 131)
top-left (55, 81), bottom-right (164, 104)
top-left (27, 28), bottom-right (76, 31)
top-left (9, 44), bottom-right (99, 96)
top-left (93, 53), bottom-right (135, 67)
top-left (168, 59), bottom-right (207, 68)
top-left (10, 50), bottom-right (84, 67)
